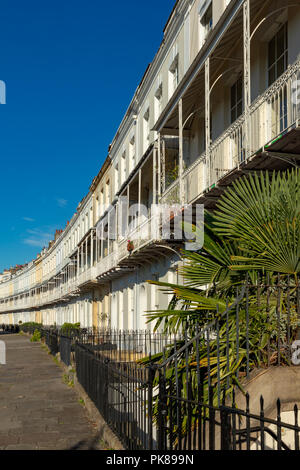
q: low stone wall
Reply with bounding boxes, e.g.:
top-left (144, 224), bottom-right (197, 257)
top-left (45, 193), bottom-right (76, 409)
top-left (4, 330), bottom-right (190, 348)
top-left (235, 367), bottom-right (300, 417)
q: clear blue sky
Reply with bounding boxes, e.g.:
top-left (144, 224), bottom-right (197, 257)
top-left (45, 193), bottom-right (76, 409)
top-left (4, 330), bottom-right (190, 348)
top-left (0, 0), bottom-right (175, 272)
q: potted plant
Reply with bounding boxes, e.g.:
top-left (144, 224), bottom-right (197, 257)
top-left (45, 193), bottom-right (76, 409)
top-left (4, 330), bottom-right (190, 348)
top-left (127, 240), bottom-right (134, 254)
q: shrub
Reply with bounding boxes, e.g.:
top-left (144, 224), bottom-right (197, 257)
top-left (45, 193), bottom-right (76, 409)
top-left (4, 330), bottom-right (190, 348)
top-left (30, 329), bottom-right (41, 342)
top-left (20, 322), bottom-right (42, 330)
top-left (60, 322), bottom-right (81, 336)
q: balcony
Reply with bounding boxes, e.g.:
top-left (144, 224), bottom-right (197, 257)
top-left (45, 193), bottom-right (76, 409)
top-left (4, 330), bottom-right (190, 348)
top-left (92, 210), bottom-right (175, 283)
top-left (96, 251), bottom-right (120, 280)
top-left (160, 58), bottom-right (300, 208)
top-left (77, 266), bottom-right (98, 290)
top-left (118, 215), bottom-right (157, 263)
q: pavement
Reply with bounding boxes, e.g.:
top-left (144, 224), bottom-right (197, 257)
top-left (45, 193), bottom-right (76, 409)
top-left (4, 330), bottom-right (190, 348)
top-left (0, 334), bottom-right (104, 450)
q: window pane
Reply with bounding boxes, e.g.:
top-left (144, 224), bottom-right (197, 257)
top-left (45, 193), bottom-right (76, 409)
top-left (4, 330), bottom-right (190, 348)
top-left (231, 83), bottom-right (236, 108)
top-left (237, 101), bottom-right (243, 118)
top-left (268, 37), bottom-right (276, 67)
top-left (206, 5), bottom-right (212, 30)
top-left (231, 108), bottom-right (236, 124)
top-left (277, 55), bottom-right (285, 77)
top-left (268, 65), bottom-right (275, 86)
top-left (237, 77), bottom-right (243, 102)
top-left (277, 26), bottom-right (285, 58)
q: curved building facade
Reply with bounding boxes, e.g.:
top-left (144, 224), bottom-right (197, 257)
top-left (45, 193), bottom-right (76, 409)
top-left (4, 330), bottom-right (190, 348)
top-left (1, 0), bottom-right (299, 328)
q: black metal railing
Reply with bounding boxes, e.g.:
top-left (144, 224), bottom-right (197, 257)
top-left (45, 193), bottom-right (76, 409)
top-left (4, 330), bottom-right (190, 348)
top-left (20, 323), bottom-right (43, 335)
top-left (3, 275), bottom-right (300, 450)
top-left (0, 324), bottom-right (19, 335)
top-left (59, 335), bottom-right (72, 366)
top-left (151, 275), bottom-right (300, 450)
top-left (73, 276), bottom-right (300, 450)
top-left (75, 341), bottom-right (155, 450)
top-left (19, 324), bottom-right (77, 365)
top-left (46, 330), bottom-right (59, 356)
top-left (156, 382), bottom-right (300, 450)
top-left (77, 329), bottom-right (176, 363)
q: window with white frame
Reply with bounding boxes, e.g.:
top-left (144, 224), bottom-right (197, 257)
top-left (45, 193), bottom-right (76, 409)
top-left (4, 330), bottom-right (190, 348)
top-left (96, 196), bottom-right (100, 221)
top-left (268, 23), bottom-right (288, 86)
top-left (199, 0), bottom-right (212, 49)
top-left (231, 76), bottom-right (243, 124)
top-left (202, 4), bottom-right (212, 34)
top-left (129, 135), bottom-right (136, 172)
top-left (106, 180), bottom-right (110, 205)
top-left (268, 23), bottom-right (288, 133)
top-left (115, 163), bottom-right (119, 191)
top-left (90, 207), bottom-right (93, 229)
top-left (154, 83), bottom-right (163, 123)
top-left (143, 108), bottom-right (150, 153)
top-left (121, 150), bottom-right (126, 184)
top-left (168, 57), bottom-right (179, 99)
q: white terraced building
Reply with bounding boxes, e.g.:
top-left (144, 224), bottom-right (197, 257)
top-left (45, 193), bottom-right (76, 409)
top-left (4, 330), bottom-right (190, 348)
top-left (0, 0), bottom-right (299, 329)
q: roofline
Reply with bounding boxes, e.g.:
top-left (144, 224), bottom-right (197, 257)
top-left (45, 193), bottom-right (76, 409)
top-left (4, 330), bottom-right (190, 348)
top-left (109, 0), bottom-right (186, 154)
top-left (163, 0), bottom-right (180, 34)
top-left (90, 156), bottom-right (112, 192)
top-left (153, 0), bottom-right (244, 132)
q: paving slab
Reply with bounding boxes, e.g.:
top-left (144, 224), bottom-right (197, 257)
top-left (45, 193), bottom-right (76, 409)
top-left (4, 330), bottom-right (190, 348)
top-left (0, 335), bottom-right (103, 450)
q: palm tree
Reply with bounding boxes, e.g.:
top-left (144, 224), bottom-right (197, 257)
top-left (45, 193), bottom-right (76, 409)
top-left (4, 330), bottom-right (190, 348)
top-left (146, 169), bottom-right (299, 331)
top-left (140, 169), bottom-right (300, 417)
